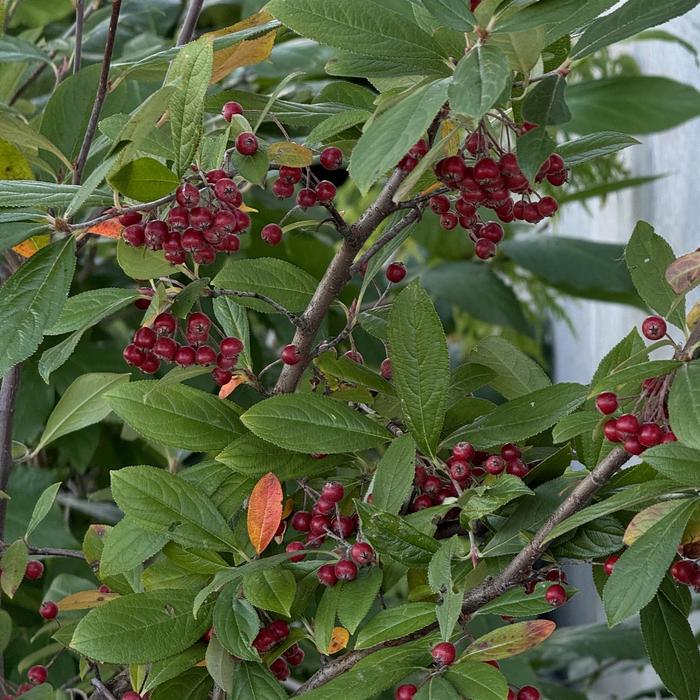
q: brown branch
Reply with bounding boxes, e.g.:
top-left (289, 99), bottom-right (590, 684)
top-left (0, 543), bottom-right (85, 560)
top-left (74, 0), bottom-right (85, 74)
top-left (0, 366), bottom-right (21, 542)
top-left (295, 447), bottom-right (629, 694)
top-left (176, 0), bottom-right (204, 46)
top-left (72, 0), bottom-right (123, 185)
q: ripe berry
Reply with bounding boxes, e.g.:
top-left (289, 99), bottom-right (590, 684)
top-left (475, 238), bottom-right (497, 260)
top-left (474, 157), bottom-right (500, 183)
top-left (670, 559), bottom-right (696, 584)
top-left (187, 311), bottom-right (211, 334)
top-left (623, 436), bottom-right (644, 455)
top-left (220, 337), bottom-right (243, 358)
top-left (466, 131), bottom-right (484, 155)
top-left (141, 355), bottom-right (161, 374)
top-left (206, 169), bottom-right (228, 183)
top-left (284, 643), bottom-right (305, 665)
top-left (537, 196), bottom-right (559, 217)
top-left (333, 515), bottom-right (356, 539)
top-left (181, 228), bottom-right (206, 252)
top-left (271, 657), bottom-right (290, 681)
top-left (412, 494), bottom-right (434, 511)
top-left (314, 498), bottom-right (335, 516)
top-left (123, 344), bottom-right (145, 367)
top-left (236, 131), bottom-right (258, 156)
top-left (422, 475), bottom-right (442, 496)
top-left (25, 560), bottom-right (44, 581)
top-left (122, 224), bottom-right (145, 247)
top-left (252, 628), bottom-right (277, 653)
top-left (261, 223), bottom-right (283, 246)
top-left (545, 583), bottom-right (567, 607)
top-left (297, 188), bottom-right (317, 209)
top-left (344, 349), bottom-right (364, 365)
top-left (118, 211), bottom-right (142, 226)
top-left (286, 541), bottom-right (306, 562)
top-left (440, 212), bottom-right (458, 230)
top-left (436, 156), bottom-right (468, 185)
top-left (152, 312), bottom-right (175, 336)
top-left (39, 601), bottom-right (58, 620)
top-left (134, 326), bottom-right (157, 349)
top-left (176, 182), bottom-right (200, 208)
top-left (175, 345), bottom-right (196, 366)
top-left (449, 460), bottom-right (470, 481)
top-left (195, 345), bottom-right (216, 366)
top-left (603, 555), bottom-right (620, 576)
top-left (638, 422), bottom-right (663, 447)
top-left (662, 431), bottom-right (678, 443)
top-left (153, 337), bottom-right (178, 361)
top-left (27, 664), bottom-right (48, 685)
top-left (616, 414), bottom-right (640, 435)
top-left (380, 358), bottom-right (392, 380)
top-left (144, 220), bottom-right (168, 250)
top-left (272, 178), bottom-right (295, 199)
top-left (350, 542), bottom-right (375, 566)
top-left (453, 442), bottom-right (475, 462)
top-left (211, 368), bottom-right (232, 386)
top-left (506, 459), bottom-right (529, 478)
top-left (395, 684), bottom-right (418, 700)
top-left (517, 687), bottom-right (541, 700)
top-left (386, 262), bottom-right (407, 283)
top-left (281, 344), bottom-right (301, 365)
top-left (291, 511), bottom-right (312, 532)
top-left (214, 178), bottom-right (241, 205)
top-left (485, 455), bottom-right (506, 475)
top-left (595, 392), bottom-right (618, 415)
top-left (642, 315), bottom-right (667, 341)
top-left (193, 245), bottom-right (216, 265)
top-left (431, 641), bottom-right (456, 666)
top-left (269, 619), bottom-right (290, 641)
top-left (214, 210), bottom-right (237, 234)
top-left (221, 101), bottom-right (243, 121)
top-left (279, 166), bottom-right (303, 184)
top-left (320, 146), bottom-right (343, 170)
top-left (500, 443), bottom-right (521, 461)
top-left (317, 563), bottom-right (338, 587)
top-left (322, 482), bottom-right (344, 503)
top-left (334, 559), bottom-right (358, 581)
top-left (316, 180), bottom-right (337, 203)
top-left (430, 194), bottom-right (450, 214)
top-left (603, 419), bottom-right (620, 442)
top-left (481, 222), bottom-right (504, 244)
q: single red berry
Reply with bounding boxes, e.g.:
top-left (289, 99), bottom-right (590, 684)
top-left (153, 337), bottom-right (178, 361)
top-left (430, 194), bottom-right (451, 214)
top-left (500, 443), bottom-right (521, 461)
top-left (350, 542), bottom-right (375, 566)
top-left (317, 563), bottom-right (338, 587)
top-left (474, 157), bottom-right (500, 183)
top-left (642, 315), bottom-right (667, 341)
top-left (595, 392), bottom-right (618, 415)
top-left (236, 131), bottom-right (258, 156)
top-left (181, 228), bottom-right (205, 252)
top-left (279, 166), bottom-right (302, 184)
top-left (268, 619), bottom-right (290, 641)
top-left (206, 168), bottom-right (228, 183)
top-left (334, 559), bottom-right (358, 581)
top-left (320, 146), bottom-right (343, 170)
top-left (453, 441), bottom-right (475, 462)
top-left (193, 245), bottom-right (216, 265)
top-left (507, 690), bottom-right (517, 700)
top-left (537, 196), bottom-right (559, 217)
top-left (39, 601), bottom-right (58, 620)
top-left (140, 354), bottom-right (160, 374)
top-left (222, 101), bottom-right (243, 121)
top-left (291, 511), bottom-right (312, 532)
top-left (475, 238), bottom-right (497, 260)
top-left (322, 481), bottom-right (344, 503)
top-left (333, 515), bottom-right (356, 539)
top-left (144, 220), bottom-right (169, 250)
top-left (436, 155), bottom-right (468, 185)
top-left (252, 628), bottom-right (277, 653)
top-left (187, 311), bottom-right (211, 333)
top-left (481, 222), bottom-right (504, 244)
top-left (134, 326), bottom-right (157, 349)
top-left (98, 584), bottom-right (111, 593)
top-left (380, 358), bottom-right (392, 380)
top-left (616, 414), bottom-right (640, 435)
top-left (281, 344), bottom-right (301, 365)
top-left (422, 475), bottom-right (442, 496)
top-left (517, 687), bottom-right (541, 700)
top-left (297, 188), bottom-right (317, 209)
top-left (314, 498), bottom-right (335, 516)
top-left (189, 207), bottom-right (214, 231)
top-left (195, 345), bottom-right (217, 366)
top-left (118, 211), bottom-right (142, 226)
top-left (261, 223), bottom-right (283, 246)
top-left (175, 345), bottom-right (196, 367)
top-left (439, 212), bottom-right (458, 230)
top-left (431, 641), bottom-right (456, 666)
top-left (286, 541), bottom-right (306, 562)
top-left (316, 180), bottom-right (337, 203)
top-left (398, 154), bottom-right (418, 172)
top-left (603, 419), bottom-right (620, 443)
top-left (176, 182), bottom-right (200, 208)
top-left (153, 312), bottom-right (177, 336)
top-left (506, 459), bottom-right (529, 478)
top-left (386, 262), bottom-right (407, 283)
top-left (271, 656), bottom-right (289, 681)
top-left (212, 368), bottom-right (232, 386)
top-left (670, 559), bottom-right (696, 584)
top-left (25, 560), bottom-right (44, 581)
top-left (603, 555), bottom-right (620, 576)
top-left (449, 460), bottom-right (470, 481)
top-left (123, 344), bottom-right (145, 367)
top-left (122, 224), bottom-right (145, 246)
top-left (662, 430), bottom-right (678, 443)
top-left (309, 514), bottom-right (330, 536)
top-left (412, 494), bottom-right (434, 511)
top-left (272, 177), bottom-right (295, 199)
top-left (284, 644), bottom-right (305, 665)
top-left (638, 422), bottom-right (663, 447)
top-left (27, 665), bottom-right (47, 685)
top-left (214, 178), bottom-right (241, 205)
top-left (545, 583), bottom-right (567, 607)
top-left (395, 684), bottom-right (418, 700)
top-left (466, 131), bottom-right (484, 155)
top-left (218, 337), bottom-right (243, 358)
top-left (485, 455), bottom-right (506, 475)
top-left (623, 436), bottom-right (644, 455)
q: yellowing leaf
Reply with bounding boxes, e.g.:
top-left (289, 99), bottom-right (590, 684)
top-left (0, 138), bottom-right (32, 180)
top-left (282, 497), bottom-right (294, 520)
top-left (57, 589), bottom-right (120, 611)
top-left (439, 119), bottom-right (461, 156)
top-left (218, 372), bottom-right (249, 400)
top-left (624, 501), bottom-right (683, 546)
top-left (13, 234), bottom-right (50, 258)
top-left (247, 472), bottom-right (283, 554)
top-left (88, 218), bottom-right (123, 239)
top-left (208, 11), bottom-right (276, 84)
top-left (666, 250), bottom-right (700, 295)
top-left (327, 626), bottom-right (350, 654)
top-left (239, 202), bottom-right (259, 213)
top-left (465, 620), bottom-right (556, 660)
top-left (267, 142), bottom-right (314, 167)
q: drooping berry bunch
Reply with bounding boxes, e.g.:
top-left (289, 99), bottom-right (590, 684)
top-left (122, 310), bottom-right (243, 385)
top-left (248, 618), bottom-right (304, 681)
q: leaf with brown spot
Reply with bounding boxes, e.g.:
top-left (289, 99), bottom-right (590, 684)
top-left (267, 142), bottom-right (315, 167)
top-left (247, 472), bottom-right (283, 554)
top-left (666, 251), bottom-right (700, 294)
top-left (464, 619), bottom-right (556, 660)
top-left (58, 590), bottom-right (120, 611)
top-left (327, 626), bottom-right (350, 654)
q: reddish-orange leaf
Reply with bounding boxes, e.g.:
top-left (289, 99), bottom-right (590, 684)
top-left (218, 372), bottom-right (248, 400)
top-left (465, 619), bottom-right (556, 661)
top-left (88, 218), bottom-right (123, 239)
top-left (13, 234), bottom-right (50, 258)
top-left (247, 472), bottom-right (283, 554)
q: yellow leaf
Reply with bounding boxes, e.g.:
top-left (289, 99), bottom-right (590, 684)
top-left (57, 589), bottom-right (120, 611)
top-left (623, 501), bottom-right (682, 546)
top-left (208, 11), bottom-right (277, 84)
top-left (687, 300), bottom-right (700, 332)
top-left (281, 497), bottom-right (294, 520)
top-left (439, 119), bottom-right (461, 156)
top-left (267, 142), bottom-right (314, 167)
top-left (13, 234), bottom-right (50, 258)
top-left (327, 627), bottom-right (350, 654)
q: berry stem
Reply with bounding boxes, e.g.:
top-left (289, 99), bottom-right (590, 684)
top-left (0, 543), bottom-right (85, 560)
top-left (208, 289), bottom-right (301, 326)
top-left (176, 0), bottom-right (204, 46)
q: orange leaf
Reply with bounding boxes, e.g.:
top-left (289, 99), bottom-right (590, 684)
top-left (13, 234), bottom-right (50, 258)
top-left (281, 497), bottom-right (294, 520)
top-left (465, 620), bottom-right (556, 661)
top-left (57, 590), bottom-right (120, 611)
top-left (88, 218), bottom-right (123, 239)
top-left (208, 11), bottom-right (277, 84)
top-left (247, 472), bottom-right (283, 554)
top-left (218, 372), bottom-right (248, 399)
top-left (327, 627), bottom-right (350, 654)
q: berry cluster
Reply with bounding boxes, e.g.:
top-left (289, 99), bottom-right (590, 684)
top-left (249, 619), bottom-right (304, 681)
top-left (122, 311), bottom-right (243, 385)
top-left (120, 173), bottom-right (250, 265)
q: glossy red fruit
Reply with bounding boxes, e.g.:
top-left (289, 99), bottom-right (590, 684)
top-left (206, 168), bottom-right (228, 183)
top-left (670, 559), bottom-right (696, 584)
top-left (218, 337), bottom-right (243, 358)
top-left (595, 392), bottom-right (618, 415)
top-left (309, 514), bottom-right (330, 536)
top-left (316, 180), bottom-right (337, 203)
top-left (380, 358), bottom-right (392, 380)
top-left (252, 628), bottom-right (277, 653)
top-left (500, 443), bottom-right (521, 461)
top-left (422, 475), bottom-right (442, 496)
top-left (320, 146), bottom-right (343, 170)
top-left (39, 601), bottom-right (58, 620)
top-left (616, 414), bottom-right (640, 435)
top-left (481, 222), bottom-right (504, 244)
top-left (211, 368), bottom-right (232, 386)
top-left (545, 583), bottom-right (567, 607)
top-left (436, 156), bottom-right (468, 185)
top-left (281, 344), bottom-right (301, 365)
top-left (430, 194), bottom-right (451, 214)
top-left (134, 326), bottom-right (157, 350)
top-left (440, 212), bottom-right (458, 230)
top-left (140, 354), bottom-right (161, 374)
top-left (236, 131), bottom-right (258, 155)
top-left (279, 166), bottom-right (303, 184)
top-left (175, 345), bottom-right (196, 366)
top-left (453, 441), bottom-right (475, 462)
top-left (214, 178), bottom-right (241, 205)
top-left (269, 619), bottom-right (290, 641)
top-left (123, 344), bottom-right (145, 367)
top-left (118, 211), bottom-right (142, 226)
top-left (222, 101), bottom-right (243, 121)
top-left (412, 494), bottom-right (434, 511)
top-left (517, 687), bottom-right (541, 700)
top-left (272, 177), bottom-right (295, 199)
top-left (431, 641), bottom-right (456, 666)
top-left (271, 656), bottom-right (290, 681)
top-left (474, 157), bottom-right (500, 183)
top-left (603, 419), bottom-right (620, 442)
top-left (642, 315), bottom-right (667, 340)
top-left (334, 559), bottom-right (358, 581)
top-left (485, 455), bottom-right (506, 475)
top-left (322, 481), bottom-right (344, 503)
top-left (662, 431), bottom-right (678, 443)
top-left (291, 511), bottom-right (312, 532)
top-left (153, 312), bottom-right (177, 336)
top-left (623, 436), bottom-right (644, 455)
top-left (350, 542), bottom-right (375, 566)
top-left (395, 685), bottom-right (418, 700)
top-left (27, 665), bottom-right (47, 685)
top-left (297, 188), bottom-right (318, 209)
top-left (638, 422), bottom-right (663, 447)
top-left (25, 560), bottom-right (44, 581)
top-left (317, 563), bottom-right (338, 587)
top-left (261, 223), bottom-right (283, 246)
top-left (153, 337), bottom-right (178, 361)
top-left (475, 238), bottom-right (497, 260)
top-left (603, 554), bottom-right (620, 576)
top-left (122, 224), bottom-right (145, 247)
top-left (284, 643), bottom-right (305, 665)
top-left (386, 262), bottom-right (407, 283)
top-left (144, 220), bottom-right (169, 250)
top-left (176, 182), bottom-right (200, 208)
top-left (506, 459), bottom-right (529, 478)
top-left (286, 541), bottom-right (306, 562)
top-left (194, 345), bottom-right (216, 366)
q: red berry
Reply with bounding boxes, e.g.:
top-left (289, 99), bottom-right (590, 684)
top-left (270, 656), bottom-right (289, 681)
top-left (475, 238), bottom-right (497, 260)
top-left (537, 196), bottom-right (558, 217)
top-left (517, 687), bottom-right (541, 700)
top-left (380, 358), bottom-right (392, 380)
top-left (430, 194), bottom-right (450, 214)
top-left (153, 337), bottom-right (178, 361)
top-left (449, 460), bottom-right (470, 481)
top-left (261, 223), bottom-right (283, 246)
top-left (39, 601), bottom-right (58, 620)
top-left (212, 368), bottom-right (232, 386)
top-left (436, 156), bottom-right (468, 185)
top-left (214, 178), bottom-right (241, 205)
top-left (25, 560), bottom-right (44, 581)
top-left (122, 224), bottom-right (145, 247)
top-left (545, 583), bottom-right (567, 607)
top-left (333, 515), bottom-right (356, 539)
top-left (153, 312), bottom-right (177, 335)
top-left (670, 559), bottom-right (696, 584)
top-left (439, 212), bottom-right (458, 230)
top-left (616, 414), bottom-right (640, 435)
top-left (623, 436), bottom-right (644, 455)
top-left (431, 641), bottom-right (456, 666)
top-left (317, 563), bottom-right (338, 587)
top-left (500, 443), bottom-right (521, 461)
top-left (27, 665), bottom-right (47, 685)
top-left (506, 459), bottom-right (529, 478)
top-left (350, 542), bottom-right (375, 566)
top-left (121, 692), bottom-right (143, 700)
top-left (453, 442), bottom-right (475, 462)
top-left (481, 222), bottom-right (504, 244)
top-left (395, 684), bottom-right (418, 700)
top-left (218, 337), bottom-right (243, 358)
top-left (603, 419), bottom-right (620, 443)
top-left (386, 262), bottom-right (407, 283)
top-left (474, 157), bottom-right (500, 183)
top-left (297, 188), bottom-right (317, 209)
top-left (314, 498), bottom-right (335, 516)
top-left (281, 344), bottom-right (301, 365)
top-left (195, 345), bottom-right (216, 366)
top-left (595, 392), bottom-right (618, 415)
top-left (222, 101), bottom-right (243, 121)
top-left (118, 211), bottom-right (142, 226)
top-left (334, 559), bottom-right (358, 581)
top-left (642, 315), bottom-right (667, 341)
top-left (662, 431), bottom-right (678, 443)
top-left (320, 146), bottom-right (343, 170)
top-left (176, 182), bottom-right (200, 208)
top-left (345, 348), bottom-right (367, 365)
top-left (485, 455), bottom-right (506, 475)
top-left (252, 629), bottom-right (277, 653)
top-left (279, 166), bottom-right (303, 184)
top-left (412, 494), bottom-right (434, 511)
top-left (286, 541), bottom-right (306, 562)
top-left (175, 345), bottom-right (196, 366)
top-left (315, 180), bottom-right (336, 203)
top-left (309, 514), bottom-right (330, 536)
top-left (144, 220), bottom-right (169, 250)
top-left (284, 643), bottom-right (305, 665)
top-left (322, 481), bottom-right (344, 503)
top-left (422, 475), bottom-right (442, 496)
top-left (291, 511), bottom-right (312, 532)
top-left (123, 344), bottom-right (145, 367)
top-left (603, 555), bottom-right (620, 576)
top-left (547, 170), bottom-right (568, 186)
top-left (272, 178), bottom-right (295, 199)
top-left (638, 422), bottom-right (663, 447)
top-left (269, 619), bottom-right (290, 641)
top-left (134, 326), bottom-right (157, 349)
top-left (236, 131), bottom-right (258, 156)
top-left (140, 354), bottom-right (161, 374)
top-left (206, 169), bottom-right (228, 183)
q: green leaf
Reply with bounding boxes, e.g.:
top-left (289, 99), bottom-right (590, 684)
top-left (306, 109), bottom-right (371, 146)
top-left (0, 181), bottom-right (110, 209)
top-left (316, 353), bottom-right (394, 396)
top-left (422, 261), bottom-right (531, 335)
top-left (501, 235), bottom-right (639, 306)
top-left (337, 567), bottom-right (383, 634)
top-left (644, 443), bottom-right (700, 487)
top-left (150, 669), bottom-right (211, 700)
top-left (242, 567), bottom-right (296, 617)
top-left (428, 537), bottom-right (463, 640)
top-left (212, 297), bottom-right (252, 370)
top-left (105, 381), bottom-right (243, 452)
top-left (100, 517), bottom-right (169, 577)
top-left (111, 466), bottom-right (239, 552)
top-left (355, 603), bottom-right (437, 648)
top-left (0, 237), bottom-right (75, 376)
top-left (229, 662), bottom-right (287, 700)
top-left (0, 609), bottom-right (11, 654)
top-left (25, 482), bottom-right (61, 540)
top-left (0, 35), bottom-right (54, 65)
top-left (553, 515), bottom-right (623, 559)
top-left (448, 383), bottom-right (586, 449)
top-left (34, 373), bottom-right (129, 452)
top-left (571, 0), bottom-right (700, 59)
top-left (267, 0), bottom-right (447, 74)
top-left (415, 677), bottom-right (460, 700)
top-left (459, 475), bottom-right (533, 522)
top-left (557, 131), bottom-right (640, 166)
top-left (566, 77), bottom-right (700, 135)
top-left (491, 28), bottom-right (546, 74)
top-left (464, 619), bottom-right (556, 660)
top-left (476, 581), bottom-right (575, 618)
top-left (552, 411), bottom-right (600, 443)
top-left (445, 659), bottom-right (509, 700)
top-left (388, 282), bottom-right (449, 457)
top-left (168, 36), bottom-right (214, 175)
top-left (213, 257), bottom-right (318, 314)
top-left (372, 435), bottom-right (417, 514)
top-left (0, 113), bottom-right (73, 172)
top-left (589, 360), bottom-right (682, 396)
top-left (117, 238), bottom-right (174, 280)
top-left (603, 498), bottom-right (699, 626)
top-left (315, 583), bottom-right (341, 652)
top-left (421, 0), bottom-right (475, 31)
top-left (241, 393), bottom-right (390, 454)
top-left (625, 221), bottom-right (685, 328)
top-left (70, 589), bottom-right (212, 663)
top-left (469, 337), bottom-right (550, 399)
top-left (142, 647), bottom-right (206, 693)
top-left (349, 79), bottom-right (450, 194)
top-left (522, 75), bottom-right (570, 125)
top-left (231, 148), bottom-right (270, 187)
top-left (0, 539), bottom-right (28, 598)
top-left (640, 592), bottom-right (700, 700)
top-left (449, 46), bottom-right (511, 121)
top-left (108, 157), bottom-right (179, 202)
top-left (358, 502), bottom-right (439, 568)
top-left (47, 288), bottom-right (141, 335)
top-left (516, 126), bottom-right (555, 184)
top-left (669, 363), bottom-right (700, 450)
top-left (213, 585), bottom-right (261, 662)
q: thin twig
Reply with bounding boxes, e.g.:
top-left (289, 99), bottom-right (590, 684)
top-left (208, 289), bottom-right (301, 326)
top-left (0, 543), bottom-right (85, 560)
top-left (0, 366), bottom-right (21, 542)
top-left (90, 678), bottom-right (118, 700)
top-left (176, 0), bottom-right (204, 46)
top-left (72, 0), bottom-right (123, 185)
top-left (74, 0), bottom-right (85, 74)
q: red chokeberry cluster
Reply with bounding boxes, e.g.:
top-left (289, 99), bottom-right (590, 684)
top-left (249, 619), bottom-right (304, 681)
